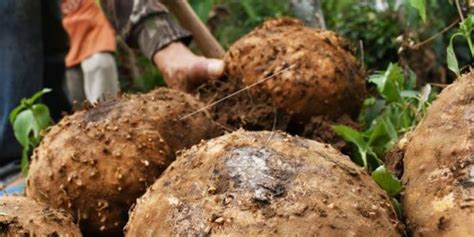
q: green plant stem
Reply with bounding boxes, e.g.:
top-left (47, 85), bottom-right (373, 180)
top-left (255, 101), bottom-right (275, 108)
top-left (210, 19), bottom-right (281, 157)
top-left (455, 0), bottom-right (465, 21)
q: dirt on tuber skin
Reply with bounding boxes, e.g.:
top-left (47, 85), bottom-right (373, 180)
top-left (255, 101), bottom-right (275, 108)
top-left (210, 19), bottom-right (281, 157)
top-left (125, 130), bottom-right (403, 236)
top-left (401, 72), bottom-right (474, 236)
top-left (26, 88), bottom-right (221, 237)
top-left (0, 196), bottom-right (82, 236)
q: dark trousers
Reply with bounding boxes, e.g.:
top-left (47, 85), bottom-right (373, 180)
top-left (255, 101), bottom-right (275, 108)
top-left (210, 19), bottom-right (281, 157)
top-left (0, 0), bottom-right (70, 165)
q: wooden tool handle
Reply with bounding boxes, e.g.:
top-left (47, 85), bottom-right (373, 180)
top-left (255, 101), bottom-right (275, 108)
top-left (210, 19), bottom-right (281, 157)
top-left (160, 0), bottom-right (225, 59)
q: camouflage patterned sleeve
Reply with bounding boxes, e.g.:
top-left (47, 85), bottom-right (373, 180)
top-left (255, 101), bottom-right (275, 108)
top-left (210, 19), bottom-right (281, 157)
top-left (100, 0), bottom-right (192, 59)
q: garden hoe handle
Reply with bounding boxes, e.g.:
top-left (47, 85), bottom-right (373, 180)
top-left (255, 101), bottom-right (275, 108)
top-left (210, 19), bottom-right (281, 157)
top-left (160, 0), bottom-right (226, 59)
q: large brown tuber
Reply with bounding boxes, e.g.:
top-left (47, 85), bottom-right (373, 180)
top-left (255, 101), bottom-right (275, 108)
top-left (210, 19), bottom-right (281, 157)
top-left (196, 18), bottom-right (365, 147)
top-left (26, 88), bottom-right (221, 236)
top-left (225, 18), bottom-right (366, 120)
top-left (402, 72), bottom-right (474, 236)
top-left (125, 130), bottom-right (402, 236)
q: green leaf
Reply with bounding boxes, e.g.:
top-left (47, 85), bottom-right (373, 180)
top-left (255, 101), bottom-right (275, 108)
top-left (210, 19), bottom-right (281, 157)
top-left (368, 116), bottom-right (398, 150)
top-left (369, 63), bottom-right (404, 102)
top-left (13, 110), bottom-right (37, 147)
top-left (366, 149), bottom-right (383, 172)
top-left (401, 90), bottom-right (419, 98)
top-left (405, 68), bottom-right (417, 90)
top-left (189, 0), bottom-right (214, 22)
top-left (382, 114), bottom-right (398, 141)
top-left (391, 198), bottom-right (403, 219)
top-left (447, 38), bottom-right (460, 76)
top-left (26, 88), bottom-right (52, 105)
top-left (446, 17), bottom-right (474, 75)
top-left (367, 119), bottom-right (390, 147)
top-left (31, 104), bottom-right (52, 130)
top-left (9, 105), bottom-right (25, 125)
top-left (459, 16), bottom-right (474, 57)
top-left (333, 125), bottom-right (366, 150)
top-left (10, 89), bottom-right (52, 177)
top-left (409, 0), bottom-right (426, 22)
top-left (360, 98), bottom-right (386, 126)
top-left (333, 125), bottom-right (368, 167)
top-left (21, 147), bottom-right (30, 176)
top-left (10, 88), bottom-right (51, 124)
top-left (349, 147), bottom-right (366, 168)
top-left (241, 0), bottom-right (259, 21)
top-left (371, 166), bottom-right (402, 197)
top-left (365, 114), bottom-right (397, 160)
top-left (385, 64), bottom-right (404, 93)
top-left (368, 72), bottom-right (384, 90)
top-left (459, 15), bottom-right (473, 35)
top-left (399, 109), bottom-right (414, 130)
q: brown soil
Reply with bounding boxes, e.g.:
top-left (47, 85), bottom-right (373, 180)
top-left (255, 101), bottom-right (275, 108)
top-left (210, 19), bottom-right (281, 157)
top-left (125, 130), bottom-right (403, 236)
top-left (383, 133), bottom-right (412, 179)
top-left (300, 114), bottom-right (361, 152)
top-left (26, 88), bottom-right (221, 237)
top-left (384, 146), bottom-right (405, 179)
top-left (195, 76), bottom-right (291, 132)
top-left (402, 72), bottom-right (474, 236)
top-left (0, 196), bottom-right (82, 236)
top-left (195, 77), bottom-right (357, 151)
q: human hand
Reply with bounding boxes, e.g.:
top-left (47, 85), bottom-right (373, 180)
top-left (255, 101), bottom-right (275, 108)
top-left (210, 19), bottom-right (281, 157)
top-left (153, 42), bottom-right (225, 92)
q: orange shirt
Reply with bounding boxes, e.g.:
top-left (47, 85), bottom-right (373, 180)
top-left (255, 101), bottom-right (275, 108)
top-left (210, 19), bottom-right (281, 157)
top-left (62, 0), bottom-right (117, 67)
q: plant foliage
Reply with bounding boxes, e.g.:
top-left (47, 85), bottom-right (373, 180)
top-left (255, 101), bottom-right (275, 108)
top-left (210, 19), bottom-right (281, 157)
top-left (409, 0), bottom-right (427, 22)
top-left (189, 0), bottom-right (214, 23)
top-left (447, 15), bottom-right (474, 76)
top-left (323, 1), bottom-right (401, 69)
top-left (210, 0), bottom-right (293, 49)
top-left (333, 63), bottom-right (433, 197)
top-left (9, 89), bottom-right (53, 175)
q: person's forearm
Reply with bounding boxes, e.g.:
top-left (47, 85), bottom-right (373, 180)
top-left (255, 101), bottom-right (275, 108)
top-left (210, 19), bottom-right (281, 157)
top-left (98, 0), bottom-right (191, 59)
top-left (134, 14), bottom-right (192, 60)
top-left (97, 0), bottom-right (224, 92)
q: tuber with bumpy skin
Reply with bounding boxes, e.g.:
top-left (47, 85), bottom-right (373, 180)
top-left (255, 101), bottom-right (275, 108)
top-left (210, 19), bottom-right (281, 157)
top-left (402, 72), bottom-right (474, 236)
top-left (126, 130), bottom-right (403, 236)
top-left (26, 88), bottom-right (221, 237)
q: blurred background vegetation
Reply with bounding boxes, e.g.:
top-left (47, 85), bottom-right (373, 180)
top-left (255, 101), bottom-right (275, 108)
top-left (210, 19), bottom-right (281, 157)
top-left (116, 0), bottom-right (471, 93)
